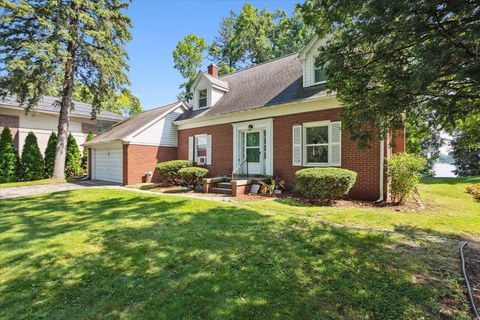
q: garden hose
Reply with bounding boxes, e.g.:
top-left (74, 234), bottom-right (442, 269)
top-left (460, 241), bottom-right (480, 320)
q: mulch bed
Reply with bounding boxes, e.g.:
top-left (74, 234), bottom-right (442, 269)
top-left (464, 243), bottom-right (480, 311)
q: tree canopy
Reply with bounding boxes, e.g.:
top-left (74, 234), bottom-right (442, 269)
top-left (299, 0), bottom-right (480, 147)
top-left (0, 0), bottom-right (132, 178)
top-left (173, 3), bottom-right (313, 100)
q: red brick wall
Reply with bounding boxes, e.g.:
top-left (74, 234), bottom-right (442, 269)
top-left (177, 109), bottom-right (405, 200)
top-left (0, 114), bottom-right (20, 150)
top-left (82, 123), bottom-right (99, 134)
top-left (177, 123), bottom-right (234, 177)
top-left (123, 144), bottom-right (177, 185)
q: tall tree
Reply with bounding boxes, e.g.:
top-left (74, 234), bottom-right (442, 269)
top-left (21, 132), bottom-right (45, 181)
top-left (406, 118), bottom-right (443, 176)
top-left (65, 133), bottom-right (82, 177)
top-left (0, 0), bottom-right (132, 179)
top-left (0, 127), bottom-right (18, 183)
top-left (450, 115), bottom-right (480, 176)
top-left (172, 34), bottom-right (207, 101)
top-left (44, 132), bottom-right (57, 178)
top-left (299, 0), bottom-right (480, 147)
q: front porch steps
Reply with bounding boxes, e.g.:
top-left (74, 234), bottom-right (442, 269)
top-left (202, 176), bottom-right (270, 197)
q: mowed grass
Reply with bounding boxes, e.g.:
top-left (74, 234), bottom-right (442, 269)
top-left (245, 177), bottom-right (480, 240)
top-left (0, 178), bottom-right (66, 189)
top-left (0, 188), bottom-right (472, 319)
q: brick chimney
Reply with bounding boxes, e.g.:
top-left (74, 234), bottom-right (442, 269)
top-left (207, 63), bottom-right (218, 77)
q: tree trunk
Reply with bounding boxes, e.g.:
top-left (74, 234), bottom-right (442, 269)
top-left (52, 2), bottom-right (77, 179)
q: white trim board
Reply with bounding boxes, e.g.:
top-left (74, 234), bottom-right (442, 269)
top-left (175, 95), bottom-right (340, 130)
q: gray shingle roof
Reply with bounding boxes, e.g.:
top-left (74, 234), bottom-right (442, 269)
top-left (0, 95), bottom-right (125, 121)
top-left (177, 53), bottom-right (329, 121)
top-left (84, 101), bottom-right (181, 146)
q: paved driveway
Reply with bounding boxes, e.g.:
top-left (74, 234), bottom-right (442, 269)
top-left (0, 180), bottom-right (118, 199)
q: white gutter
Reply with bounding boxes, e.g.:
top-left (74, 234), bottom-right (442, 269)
top-left (376, 139), bottom-right (385, 202)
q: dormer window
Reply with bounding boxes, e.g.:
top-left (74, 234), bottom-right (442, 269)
top-left (314, 64), bottom-right (327, 84)
top-left (314, 58), bottom-right (327, 84)
top-left (198, 89), bottom-right (207, 108)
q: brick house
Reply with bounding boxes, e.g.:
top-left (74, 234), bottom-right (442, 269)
top-left (86, 36), bottom-right (405, 200)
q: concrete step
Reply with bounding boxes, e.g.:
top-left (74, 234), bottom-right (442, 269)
top-left (211, 187), bottom-right (232, 195)
top-left (217, 182), bottom-right (232, 189)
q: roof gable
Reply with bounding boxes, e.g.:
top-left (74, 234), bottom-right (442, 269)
top-left (85, 101), bottom-right (187, 146)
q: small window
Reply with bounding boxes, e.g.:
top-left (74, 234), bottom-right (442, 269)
top-left (314, 58), bottom-right (327, 84)
top-left (195, 135), bottom-right (208, 164)
top-left (304, 124), bottom-right (329, 164)
top-left (198, 89), bottom-right (207, 108)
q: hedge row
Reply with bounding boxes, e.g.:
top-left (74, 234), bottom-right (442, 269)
top-left (0, 127), bottom-right (90, 183)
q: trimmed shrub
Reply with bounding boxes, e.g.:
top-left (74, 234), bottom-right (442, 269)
top-left (0, 127), bottom-right (18, 183)
top-left (387, 153), bottom-right (426, 205)
top-left (65, 133), bottom-right (83, 177)
top-left (21, 132), bottom-right (45, 181)
top-left (178, 167), bottom-right (209, 188)
top-left (295, 168), bottom-right (357, 203)
top-left (81, 130), bottom-right (94, 171)
top-left (466, 184), bottom-right (480, 200)
top-left (156, 160), bottom-right (194, 185)
top-left (44, 132), bottom-right (57, 177)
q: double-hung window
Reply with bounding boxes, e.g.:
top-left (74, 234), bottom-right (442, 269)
top-left (304, 123), bottom-right (329, 165)
top-left (313, 56), bottom-right (327, 85)
top-left (198, 89), bottom-right (207, 108)
top-left (292, 121), bottom-right (341, 167)
top-left (195, 135), bottom-right (208, 165)
top-left (188, 134), bottom-right (212, 165)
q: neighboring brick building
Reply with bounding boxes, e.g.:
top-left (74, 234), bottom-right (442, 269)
top-left (86, 35), bottom-right (405, 200)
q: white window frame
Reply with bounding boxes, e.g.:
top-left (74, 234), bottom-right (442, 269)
top-left (303, 120), bottom-right (330, 166)
top-left (312, 54), bottom-right (327, 85)
top-left (197, 89), bottom-right (208, 109)
top-left (194, 134), bottom-right (208, 165)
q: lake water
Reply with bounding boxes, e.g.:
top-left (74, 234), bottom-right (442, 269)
top-left (434, 163), bottom-right (456, 177)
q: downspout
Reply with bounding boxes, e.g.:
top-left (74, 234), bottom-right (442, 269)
top-left (376, 139), bottom-right (385, 202)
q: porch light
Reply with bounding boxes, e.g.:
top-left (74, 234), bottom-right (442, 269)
top-left (248, 124), bottom-right (254, 130)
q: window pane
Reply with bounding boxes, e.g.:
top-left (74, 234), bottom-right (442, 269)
top-left (199, 89), bottom-right (207, 98)
top-left (199, 97), bottom-right (207, 108)
top-left (306, 126), bottom-right (328, 144)
top-left (246, 148), bottom-right (260, 162)
top-left (197, 147), bottom-right (207, 157)
top-left (314, 68), bottom-right (326, 83)
top-left (246, 132), bottom-right (260, 147)
top-left (306, 145), bottom-right (328, 163)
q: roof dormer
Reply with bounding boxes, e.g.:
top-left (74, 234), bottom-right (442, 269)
top-left (298, 35), bottom-right (329, 88)
top-left (191, 64), bottom-right (229, 111)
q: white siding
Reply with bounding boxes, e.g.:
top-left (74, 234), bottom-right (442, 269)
top-left (92, 147), bottom-right (123, 183)
top-left (304, 55), bottom-right (314, 87)
top-left (0, 107), bottom-right (102, 155)
top-left (130, 107), bottom-right (184, 147)
top-left (211, 87), bottom-right (224, 106)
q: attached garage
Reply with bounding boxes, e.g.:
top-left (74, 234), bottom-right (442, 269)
top-left (92, 146), bottom-right (123, 183)
top-left (84, 101), bottom-right (187, 185)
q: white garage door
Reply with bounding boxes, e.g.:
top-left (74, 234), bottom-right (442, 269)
top-left (93, 148), bottom-right (123, 183)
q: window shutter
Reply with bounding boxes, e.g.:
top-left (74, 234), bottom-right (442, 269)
top-left (292, 125), bottom-right (302, 166)
top-left (188, 136), bottom-right (194, 161)
top-left (330, 121), bottom-right (341, 166)
top-left (206, 135), bottom-right (212, 165)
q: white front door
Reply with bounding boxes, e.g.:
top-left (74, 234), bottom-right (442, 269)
top-left (244, 131), bottom-right (264, 175)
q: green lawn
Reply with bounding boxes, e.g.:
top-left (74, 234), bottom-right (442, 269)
top-left (0, 178), bottom-right (66, 189)
top-left (0, 184), bottom-right (473, 319)
top-left (244, 177), bottom-right (480, 240)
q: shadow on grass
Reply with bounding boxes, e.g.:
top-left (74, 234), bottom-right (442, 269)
top-left (0, 191), bottom-right (469, 319)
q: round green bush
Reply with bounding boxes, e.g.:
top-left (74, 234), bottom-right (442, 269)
top-left (156, 160), bottom-right (194, 185)
top-left (178, 167), bottom-right (209, 188)
top-left (295, 168), bottom-right (357, 202)
top-left (387, 153), bottom-right (426, 205)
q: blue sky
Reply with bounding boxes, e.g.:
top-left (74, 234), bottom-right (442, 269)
top-left (126, 0), bottom-right (299, 110)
